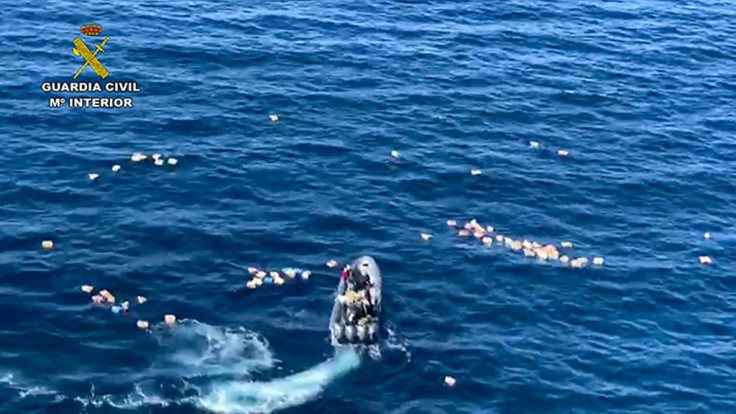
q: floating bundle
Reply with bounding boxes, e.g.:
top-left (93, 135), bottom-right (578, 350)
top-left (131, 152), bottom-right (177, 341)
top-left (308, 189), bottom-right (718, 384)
top-left (446, 219), bottom-right (604, 268)
top-left (245, 266), bottom-right (312, 289)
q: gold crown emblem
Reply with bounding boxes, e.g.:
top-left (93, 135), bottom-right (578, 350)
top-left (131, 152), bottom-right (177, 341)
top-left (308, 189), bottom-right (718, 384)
top-left (80, 22), bottom-right (103, 36)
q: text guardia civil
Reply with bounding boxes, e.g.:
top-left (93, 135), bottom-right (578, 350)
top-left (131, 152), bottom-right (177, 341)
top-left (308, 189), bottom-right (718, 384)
top-left (41, 81), bottom-right (141, 108)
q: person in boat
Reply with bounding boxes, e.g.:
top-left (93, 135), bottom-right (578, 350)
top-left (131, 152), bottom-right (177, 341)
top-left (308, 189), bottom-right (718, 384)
top-left (345, 295), bottom-right (375, 324)
top-left (343, 264), bottom-right (365, 292)
top-left (340, 264), bottom-right (376, 322)
top-left (361, 278), bottom-right (375, 316)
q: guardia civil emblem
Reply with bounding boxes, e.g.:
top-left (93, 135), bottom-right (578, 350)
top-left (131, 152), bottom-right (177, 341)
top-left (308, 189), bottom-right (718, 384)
top-left (72, 22), bottom-right (110, 79)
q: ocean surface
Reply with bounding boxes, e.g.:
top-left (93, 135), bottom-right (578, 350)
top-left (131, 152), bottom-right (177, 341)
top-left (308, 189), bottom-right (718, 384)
top-left (1, 0), bottom-right (736, 413)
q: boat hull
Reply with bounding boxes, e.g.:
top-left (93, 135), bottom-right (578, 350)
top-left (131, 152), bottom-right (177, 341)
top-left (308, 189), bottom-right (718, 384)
top-left (329, 256), bottom-right (383, 346)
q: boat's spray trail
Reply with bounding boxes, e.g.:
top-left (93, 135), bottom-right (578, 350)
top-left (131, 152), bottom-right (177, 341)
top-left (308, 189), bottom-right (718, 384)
top-left (0, 321), bottom-right (362, 413)
top-left (150, 320), bottom-right (276, 379)
top-left (122, 320), bottom-right (361, 413)
top-left (197, 346), bottom-right (360, 414)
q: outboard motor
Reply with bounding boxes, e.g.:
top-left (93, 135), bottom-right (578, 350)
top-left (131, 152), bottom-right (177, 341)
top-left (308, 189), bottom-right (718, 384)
top-left (367, 322), bottom-right (378, 341)
top-left (332, 323), bottom-right (344, 341)
top-left (357, 324), bottom-right (367, 342)
top-left (344, 325), bottom-right (356, 342)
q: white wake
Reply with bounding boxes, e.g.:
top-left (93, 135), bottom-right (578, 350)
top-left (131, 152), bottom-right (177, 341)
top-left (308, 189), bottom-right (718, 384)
top-left (1, 319), bottom-right (362, 413)
top-left (198, 346), bottom-right (360, 413)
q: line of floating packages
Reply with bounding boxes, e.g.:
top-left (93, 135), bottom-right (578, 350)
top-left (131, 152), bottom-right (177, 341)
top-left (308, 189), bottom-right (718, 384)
top-left (446, 219), bottom-right (604, 267)
top-left (246, 267), bottom-right (312, 289)
top-left (78, 284), bottom-right (176, 330)
top-left (76, 265), bottom-right (313, 333)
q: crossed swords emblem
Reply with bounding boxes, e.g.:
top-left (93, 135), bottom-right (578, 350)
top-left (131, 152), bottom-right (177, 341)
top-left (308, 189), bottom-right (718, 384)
top-left (72, 36), bottom-right (109, 79)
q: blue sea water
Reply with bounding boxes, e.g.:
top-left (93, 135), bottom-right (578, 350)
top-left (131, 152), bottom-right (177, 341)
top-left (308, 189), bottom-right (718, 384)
top-left (1, 0), bottom-right (736, 412)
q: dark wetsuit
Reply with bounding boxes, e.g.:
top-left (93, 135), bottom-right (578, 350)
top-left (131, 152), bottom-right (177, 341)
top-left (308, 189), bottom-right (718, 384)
top-left (363, 282), bottom-right (375, 317)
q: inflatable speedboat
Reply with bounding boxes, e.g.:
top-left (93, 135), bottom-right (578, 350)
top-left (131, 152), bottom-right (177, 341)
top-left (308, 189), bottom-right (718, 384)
top-left (329, 256), bottom-right (382, 345)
